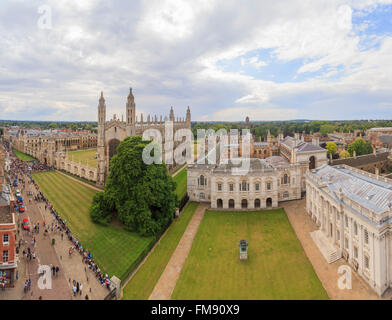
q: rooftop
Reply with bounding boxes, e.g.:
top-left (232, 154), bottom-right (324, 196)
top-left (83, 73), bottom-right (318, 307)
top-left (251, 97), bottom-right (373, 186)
top-left (312, 165), bottom-right (392, 214)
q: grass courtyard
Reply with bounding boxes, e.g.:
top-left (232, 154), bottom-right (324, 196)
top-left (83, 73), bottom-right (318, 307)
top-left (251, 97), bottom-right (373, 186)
top-left (31, 171), bottom-right (154, 281)
top-left (171, 209), bottom-right (328, 300)
top-left (13, 148), bottom-right (35, 162)
top-left (122, 202), bottom-right (199, 300)
top-left (173, 167), bottom-right (187, 200)
top-left (68, 148), bottom-right (97, 168)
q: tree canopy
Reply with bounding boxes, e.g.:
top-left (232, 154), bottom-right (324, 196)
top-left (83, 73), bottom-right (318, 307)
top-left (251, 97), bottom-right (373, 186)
top-left (347, 138), bottom-right (373, 157)
top-left (325, 142), bottom-right (337, 156)
top-left (339, 150), bottom-right (350, 159)
top-left (90, 136), bottom-right (178, 236)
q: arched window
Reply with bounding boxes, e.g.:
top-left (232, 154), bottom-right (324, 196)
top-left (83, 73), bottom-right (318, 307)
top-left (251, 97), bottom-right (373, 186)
top-left (283, 174), bottom-right (289, 184)
top-left (266, 182), bottom-right (271, 190)
top-left (199, 175), bottom-right (205, 186)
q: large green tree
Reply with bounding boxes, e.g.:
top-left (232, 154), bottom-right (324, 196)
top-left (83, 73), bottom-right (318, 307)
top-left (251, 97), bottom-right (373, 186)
top-left (347, 138), bottom-right (373, 157)
top-left (90, 136), bottom-right (177, 236)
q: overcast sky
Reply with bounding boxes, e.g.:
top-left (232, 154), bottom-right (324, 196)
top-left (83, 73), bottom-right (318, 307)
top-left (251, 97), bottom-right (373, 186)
top-left (0, 0), bottom-right (392, 122)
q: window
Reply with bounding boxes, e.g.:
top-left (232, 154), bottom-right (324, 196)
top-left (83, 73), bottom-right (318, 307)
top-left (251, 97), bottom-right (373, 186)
top-left (267, 182), bottom-right (271, 190)
top-left (337, 230), bottom-right (340, 241)
top-left (364, 255), bottom-right (369, 269)
top-left (2, 250), bottom-right (8, 263)
top-left (199, 175), bottom-right (205, 186)
top-left (3, 234), bottom-right (9, 244)
top-left (345, 237), bottom-right (349, 249)
top-left (199, 193), bottom-right (205, 200)
top-left (255, 183), bottom-right (259, 191)
top-left (241, 180), bottom-right (248, 191)
top-left (283, 191), bottom-right (289, 198)
top-left (337, 213), bottom-right (340, 221)
top-left (229, 184), bottom-right (234, 192)
top-left (354, 246), bottom-right (358, 259)
top-left (283, 174), bottom-right (289, 184)
top-left (217, 183), bottom-right (222, 191)
top-left (345, 215), bottom-right (348, 228)
top-left (364, 229), bottom-right (369, 244)
top-left (354, 222), bottom-right (358, 236)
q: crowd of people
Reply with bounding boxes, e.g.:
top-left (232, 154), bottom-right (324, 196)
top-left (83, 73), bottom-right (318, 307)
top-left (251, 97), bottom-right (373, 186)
top-left (29, 172), bottom-right (112, 291)
top-left (4, 143), bottom-right (112, 298)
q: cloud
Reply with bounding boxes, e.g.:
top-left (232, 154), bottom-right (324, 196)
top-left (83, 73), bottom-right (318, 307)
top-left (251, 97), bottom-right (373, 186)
top-left (0, 0), bottom-right (391, 121)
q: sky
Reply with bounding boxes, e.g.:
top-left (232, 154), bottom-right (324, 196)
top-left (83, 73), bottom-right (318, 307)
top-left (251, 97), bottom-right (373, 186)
top-left (0, 0), bottom-right (392, 122)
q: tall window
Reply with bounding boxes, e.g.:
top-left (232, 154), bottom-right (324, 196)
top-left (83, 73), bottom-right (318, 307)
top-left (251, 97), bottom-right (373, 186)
top-left (255, 183), bottom-right (259, 191)
top-left (364, 229), bottom-right (369, 244)
top-left (354, 222), bottom-right (358, 236)
top-left (3, 234), bottom-right (9, 244)
top-left (345, 237), bottom-right (349, 249)
top-left (241, 180), bottom-right (247, 191)
top-left (345, 215), bottom-right (348, 228)
top-left (217, 183), bottom-right (222, 191)
top-left (2, 250), bottom-right (8, 263)
top-left (199, 175), bottom-right (205, 186)
top-left (229, 184), bottom-right (234, 192)
top-left (364, 255), bottom-right (369, 269)
top-left (354, 246), bottom-right (358, 259)
top-left (267, 182), bottom-right (271, 190)
top-left (283, 174), bottom-right (289, 184)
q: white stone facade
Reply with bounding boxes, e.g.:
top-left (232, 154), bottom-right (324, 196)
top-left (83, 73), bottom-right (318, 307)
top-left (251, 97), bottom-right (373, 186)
top-left (188, 158), bottom-right (302, 209)
top-left (306, 164), bottom-right (392, 296)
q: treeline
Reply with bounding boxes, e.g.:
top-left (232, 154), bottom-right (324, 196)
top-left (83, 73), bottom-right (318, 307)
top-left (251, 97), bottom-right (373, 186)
top-left (192, 120), bottom-right (392, 140)
top-left (0, 120), bottom-right (98, 133)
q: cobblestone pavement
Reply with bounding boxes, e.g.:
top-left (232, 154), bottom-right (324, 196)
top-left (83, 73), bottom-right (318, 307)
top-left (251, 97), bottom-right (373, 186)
top-left (149, 203), bottom-right (209, 300)
top-left (282, 199), bottom-right (392, 300)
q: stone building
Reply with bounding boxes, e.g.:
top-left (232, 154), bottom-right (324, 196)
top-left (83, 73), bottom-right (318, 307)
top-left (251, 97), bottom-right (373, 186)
top-left (3, 128), bottom-right (97, 166)
top-left (306, 164), bottom-right (392, 296)
top-left (188, 134), bottom-right (327, 208)
top-left (96, 88), bottom-right (191, 185)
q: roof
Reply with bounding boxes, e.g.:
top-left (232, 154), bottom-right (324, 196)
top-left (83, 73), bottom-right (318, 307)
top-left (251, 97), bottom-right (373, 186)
top-left (213, 158), bottom-right (273, 173)
top-left (312, 165), bottom-right (392, 214)
top-left (379, 135), bottom-right (392, 145)
top-left (281, 136), bottom-right (326, 153)
top-left (0, 185), bottom-right (11, 206)
top-left (254, 142), bottom-right (268, 147)
top-left (264, 156), bottom-right (289, 167)
top-left (0, 206), bottom-right (12, 224)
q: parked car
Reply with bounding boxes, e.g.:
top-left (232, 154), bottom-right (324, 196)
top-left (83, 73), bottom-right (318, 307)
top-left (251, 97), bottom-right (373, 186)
top-left (22, 218), bottom-right (30, 230)
top-left (13, 179), bottom-right (18, 187)
top-left (19, 205), bottom-right (25, 213)
top-left (15, 190), bottom-right (21, 197)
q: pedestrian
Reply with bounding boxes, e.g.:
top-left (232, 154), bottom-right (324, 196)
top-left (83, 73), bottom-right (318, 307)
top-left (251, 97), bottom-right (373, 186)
top-left (85, 294), bottom-right (89, 300)
top-left (73, 285), bottom-right (77, 296)
top-left (76, 281), bottom-right (79, 293)
top-left (79, 283), bottom-right (83, 296)
top-left (55, 266), bottom-right (59, 276)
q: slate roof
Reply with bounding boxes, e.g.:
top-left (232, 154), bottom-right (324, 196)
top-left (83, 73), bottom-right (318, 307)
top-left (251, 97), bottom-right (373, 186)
top-left (281, 136), bottom-right (326, 153)
top-left (312, 165), bottom-right (392, 214)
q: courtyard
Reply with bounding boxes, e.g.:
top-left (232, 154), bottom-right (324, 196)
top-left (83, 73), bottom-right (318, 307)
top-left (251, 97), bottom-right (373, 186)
top-left (13, 148), bottom-right (35, 162)
top-left (68, 148), bottom-right (97, 168)
top-left (31, 171), bottom-right (155, 281)
top-left (171, 208), bottom-right (329, 300)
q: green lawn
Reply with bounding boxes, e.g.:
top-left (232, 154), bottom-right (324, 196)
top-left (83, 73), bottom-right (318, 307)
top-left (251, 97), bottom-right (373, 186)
top-left (174, 167), bottom-right (187, 200)
top-left (122, 202), bottom-right (199, 300)
top-left (68, 148), bottom-right (97, 168)
top-left (172, 209), bottom-right (328, 300)
top-left (13, 148), bottom-right (35, 162)
top-left (31, 171), bottom-right (154, 281)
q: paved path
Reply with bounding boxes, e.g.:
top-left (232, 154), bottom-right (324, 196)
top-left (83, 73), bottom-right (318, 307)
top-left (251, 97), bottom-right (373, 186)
top-left (55, 170), bottom-right (103, 192)
top-left (149, 203), bottom-right (208, 300)
top-left (282, 199), bottom-right (391, 300)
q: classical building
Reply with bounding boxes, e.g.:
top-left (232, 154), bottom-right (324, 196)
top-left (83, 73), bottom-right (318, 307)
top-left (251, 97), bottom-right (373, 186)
top-left (306, 164), bottom-right (392, 296)
top-left (96, 88), bottom-right (191, 185)
top-left (3, 128), bottom-right (97, 166)
top-left (188, 134), bottom-right (327, 208)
